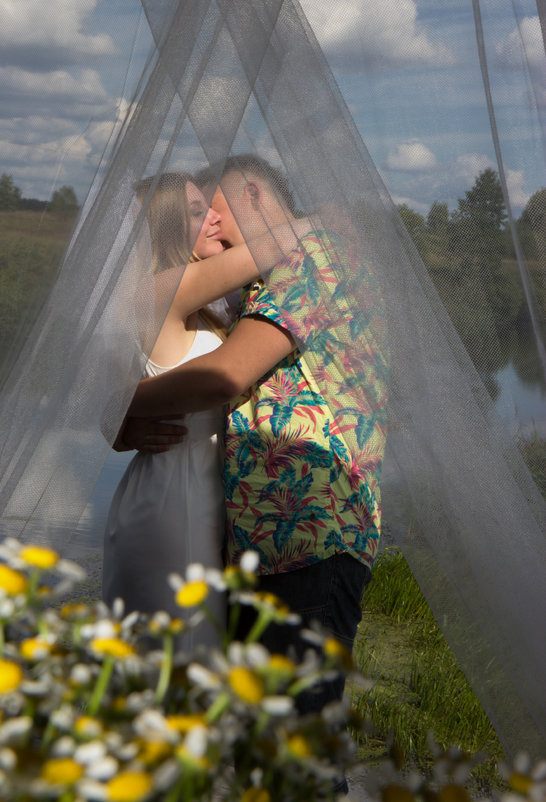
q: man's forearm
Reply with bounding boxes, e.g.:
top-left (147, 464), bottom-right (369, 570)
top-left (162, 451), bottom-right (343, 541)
top-left (128, 357), bottom-right (238, 418)
top-left (129, 316), bottom-right (295, 419)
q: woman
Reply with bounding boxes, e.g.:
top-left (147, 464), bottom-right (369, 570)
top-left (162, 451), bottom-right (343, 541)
top-left (102, 172), bottom-right (261, 646)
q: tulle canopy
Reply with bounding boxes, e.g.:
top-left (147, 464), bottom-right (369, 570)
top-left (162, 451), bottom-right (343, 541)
top-left (0, 0), bottom-right (544, 758)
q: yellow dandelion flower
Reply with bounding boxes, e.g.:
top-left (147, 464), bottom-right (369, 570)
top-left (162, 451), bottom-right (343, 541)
top-left (222, 564), bottom-right (256, 590)
top-left (229, 667), bottom-right (265, 705)
top-left (0, 564), bottom-right (28, 595)
top-left (509, 773), bottom-right (534, 795)
top-left (256, 591), bottom-right (287, 612)
top-left (267, 655), bottom-right (295, 674)
top-left (20, 545), bottom-right (58, 569)
top-left (324, 637), bottom-right (353, 669)
top-left (167, 714), bottom-right (206, 733)
top-left (61, 602), bottom-right (89, 618)
top-left (382, 784), bottom-right (415, 802)
top-left (74, 716), bottom-right (103, 738)
top-left (242, 789), bottom-right (271, 802)
top-left (175, 745), bottom-right (210, 772)
top-left (91, 637), bottom-right (135, 659)
top-left (223, 566), bottom-right (238, 580)
top-left (148, 617), bottom-right (184, 635)
top-left (286, 733), bottom-right (313, 759)
top-left (175, 580), bottom-right (208, 608)
top-left (112, 697), bottom-right (127, 713)
top-left (41, 757), bottom-right (84, 785)
top-left (137, 739), bottom-right (172, 765)
top-left (20, 636), bottom-right (53, 660)
top-left (107, 770), bottom-right (153, 801)
top-left (0, 659), bottom-right (23, 694)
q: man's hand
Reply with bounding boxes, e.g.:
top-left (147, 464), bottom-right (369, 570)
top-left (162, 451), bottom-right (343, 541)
top-left (116, 416), bottom-right (187, 453)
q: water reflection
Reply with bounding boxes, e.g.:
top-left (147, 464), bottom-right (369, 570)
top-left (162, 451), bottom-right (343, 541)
top-left (486, 328), bottom-right (546, 435)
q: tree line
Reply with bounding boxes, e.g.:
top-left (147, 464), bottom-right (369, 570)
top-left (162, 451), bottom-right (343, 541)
top-left (397, 168), bottom-right (545, 266)
top-left (1, 167), bottom-right (543, 378)
top-left (0, 173), bottom-right (79, 214)
top-left (395, 169), bottom-right (545, 379)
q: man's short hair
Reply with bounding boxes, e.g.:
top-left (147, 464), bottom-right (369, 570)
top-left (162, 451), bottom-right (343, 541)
top-left (195, 154), bottom-right (296, 215)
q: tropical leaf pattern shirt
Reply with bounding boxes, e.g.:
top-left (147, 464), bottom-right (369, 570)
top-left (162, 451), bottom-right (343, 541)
top-left (224, 229), bottom-right (388, 575)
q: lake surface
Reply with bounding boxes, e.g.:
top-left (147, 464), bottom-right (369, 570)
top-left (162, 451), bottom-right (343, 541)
top-left (495, 361), bottom-right (546, 436)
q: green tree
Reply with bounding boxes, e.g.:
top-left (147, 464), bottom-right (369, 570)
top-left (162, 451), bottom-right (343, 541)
top-left (427, 201), bottom-right (449, 235)
top-left (50, 185), bottom-right (79, 213)
top-left (0, 173), bottom-right (22, 211)
top-left (518, 187), bottom-right (546, 261)
top-left (397, 203), bottom-right (427, 257)
top-left (451, 168), bottom-right (507, 262)
top-left (456, 168), bottom-right (507, 232)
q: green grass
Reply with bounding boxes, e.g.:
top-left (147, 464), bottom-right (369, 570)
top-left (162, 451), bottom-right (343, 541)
top-left (0, 210), bottom-right (77, 356)
top-left (518, 434), bottom-right (546, 499)
top-left (351, 548), bottom-right (503, 791)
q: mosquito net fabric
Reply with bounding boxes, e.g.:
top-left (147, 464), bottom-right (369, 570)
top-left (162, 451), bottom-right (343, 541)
top-left (0, 0), bottom-right (545, 758)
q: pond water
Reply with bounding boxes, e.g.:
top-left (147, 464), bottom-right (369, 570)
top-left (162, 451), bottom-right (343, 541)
top-left (494, 361), bottom-right (546, 436)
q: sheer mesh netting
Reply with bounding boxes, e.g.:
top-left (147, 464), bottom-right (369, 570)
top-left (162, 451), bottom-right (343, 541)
top-left (0, 0), bottom-right (544, 757)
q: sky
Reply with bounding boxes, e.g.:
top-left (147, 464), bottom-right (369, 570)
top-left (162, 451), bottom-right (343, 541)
top-left (0, 0), bottom-right (544, 215)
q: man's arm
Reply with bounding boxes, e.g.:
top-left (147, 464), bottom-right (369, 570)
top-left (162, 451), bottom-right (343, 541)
top-left (114, 416), bottom-right (187, 453)
top-left (127, 315), bottom-right (295, 418)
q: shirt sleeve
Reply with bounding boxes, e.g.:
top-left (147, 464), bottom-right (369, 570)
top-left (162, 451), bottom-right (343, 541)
top-left (238, 280), bottom-right (292, 331)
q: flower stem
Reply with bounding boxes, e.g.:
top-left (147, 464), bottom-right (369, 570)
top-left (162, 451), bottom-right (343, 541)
top-left (245, 609), bottom-right (273, 644)
top-left (155, 633), bottom-right (174, 705)
top-left (88, 657), bottom-right (114, 716)
top-left (206, 691), bottom-right (230, 724)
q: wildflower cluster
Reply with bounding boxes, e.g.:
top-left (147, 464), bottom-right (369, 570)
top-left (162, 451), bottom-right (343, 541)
top-left (364, 740), bottom-right (546, 802)
top-left (0, 541), bottom-right (359, 801)
top-left (0, 538), bottom-right (544, 802)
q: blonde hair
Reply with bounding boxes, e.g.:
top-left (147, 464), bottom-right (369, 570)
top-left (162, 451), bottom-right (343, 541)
top-left (137, 173), bottom-right (227, 340)
top-left (136, 172), bottom-right (194, 274)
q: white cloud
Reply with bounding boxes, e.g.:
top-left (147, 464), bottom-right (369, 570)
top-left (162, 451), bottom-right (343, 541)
top-left (386, 141), bottom-right (437, 171)
top-left (0, 135), bottom-right (92, 166)
top-left (505, 169), bottom-right (529, 210)
top-left (496, 16), bottom-right (545, 71)
top-left (454, 153), bottom-right (496, 184)
top-left (0, 0), bottom-right (115, 68)
top-left (300, 0), bottom-right (454, 70)
top-left (0, 66), bottom-right (113, 120)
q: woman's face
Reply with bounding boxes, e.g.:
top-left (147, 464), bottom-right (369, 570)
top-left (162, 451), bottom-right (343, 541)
top-left (186, 182), bottom-right (223, 259)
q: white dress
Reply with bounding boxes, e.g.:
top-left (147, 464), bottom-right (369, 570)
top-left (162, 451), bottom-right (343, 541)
top-left (102, 318), bottom-right (225, 647)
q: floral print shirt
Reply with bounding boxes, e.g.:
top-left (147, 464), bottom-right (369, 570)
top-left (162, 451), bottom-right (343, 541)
top-left (224, 230), bottom-right (388, 575)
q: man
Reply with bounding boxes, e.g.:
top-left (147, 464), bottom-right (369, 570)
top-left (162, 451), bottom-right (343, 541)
top-left (125, 156), bottom-right (386, 712)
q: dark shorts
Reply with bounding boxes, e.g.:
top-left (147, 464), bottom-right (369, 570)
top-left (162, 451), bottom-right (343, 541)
top-left (235, 552), bottom-right (372, 713)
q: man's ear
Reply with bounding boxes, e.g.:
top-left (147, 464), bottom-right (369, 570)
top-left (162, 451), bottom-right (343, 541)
top-left (245, 181), bottom-right (260, 208)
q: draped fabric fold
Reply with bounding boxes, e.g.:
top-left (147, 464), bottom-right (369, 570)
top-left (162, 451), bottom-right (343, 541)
top-left (0, 0), bottom-right (545, 758)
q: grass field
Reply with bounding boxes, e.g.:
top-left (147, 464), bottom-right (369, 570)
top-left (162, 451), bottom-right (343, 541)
top-left (352, 433), bottom-right (545, 791)
top-left (0, 210), bottom-right (77, 360)
top-left (351, 548), bottom-right (503, 791)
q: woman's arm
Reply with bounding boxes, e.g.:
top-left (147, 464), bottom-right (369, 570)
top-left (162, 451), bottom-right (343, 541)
top-left (159, 218), bottom-right (313, 320)
top-left (127, 315), bottom-right (295, 418)
top-left (169, 244), bottom-right (259, 319)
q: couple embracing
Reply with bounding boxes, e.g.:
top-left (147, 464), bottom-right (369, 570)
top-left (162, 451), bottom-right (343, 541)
top-left (103, 155), bottom-right (386, 728)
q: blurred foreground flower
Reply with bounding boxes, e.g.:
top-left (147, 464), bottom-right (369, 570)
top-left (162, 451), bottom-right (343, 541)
top-left (0, 539), bottom-right (542, 802)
